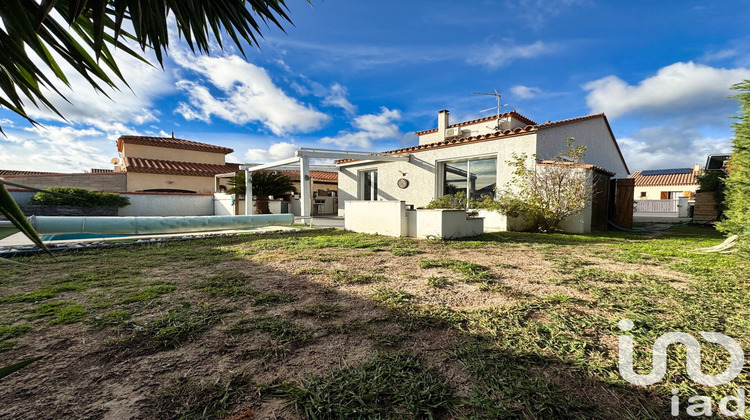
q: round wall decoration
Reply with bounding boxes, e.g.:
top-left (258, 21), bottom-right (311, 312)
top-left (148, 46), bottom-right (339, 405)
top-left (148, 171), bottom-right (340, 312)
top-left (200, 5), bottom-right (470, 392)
top-left (397, 178), bottom-right (409, 189)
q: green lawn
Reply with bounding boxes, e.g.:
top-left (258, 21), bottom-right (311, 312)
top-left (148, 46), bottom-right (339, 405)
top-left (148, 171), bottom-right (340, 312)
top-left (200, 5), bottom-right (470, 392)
top-left (0, 226), bottom-right (745, 419)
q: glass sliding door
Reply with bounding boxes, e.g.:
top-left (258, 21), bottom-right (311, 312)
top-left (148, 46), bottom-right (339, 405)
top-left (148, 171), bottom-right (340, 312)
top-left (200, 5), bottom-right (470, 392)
top-left (443, 161), bottom-right (467, 196)
top-left (467, 157), bottom-right (497, 201)
top-left (442, 156), bottom-right (497, 206)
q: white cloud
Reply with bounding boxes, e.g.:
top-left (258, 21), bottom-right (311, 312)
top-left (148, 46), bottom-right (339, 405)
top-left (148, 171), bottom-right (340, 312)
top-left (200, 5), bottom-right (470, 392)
top-left (583, 61), bottom-right (750, 119)
top-left (0, 125), bottom-right (114, 172)
top-left (505, 0), bottom-right (589, 28)
top-left (323, 83), bottom-right (357, 115)
top-left (700, 49), bottom-right (739, 62)
top-left (172, 52), bottom-right (329, 135)
top-left (476, 41), bottom-right (553, 69)
top-left (17, 46), bottom-right (171, 131)
top-left (244, 141), bottom-right (299, 163)
top-left (618, 126), bottom-right (732, 171)
top-left (320, 107), bottom-right (401, 149)
top-left (509, 85), bottom-right (542, 99)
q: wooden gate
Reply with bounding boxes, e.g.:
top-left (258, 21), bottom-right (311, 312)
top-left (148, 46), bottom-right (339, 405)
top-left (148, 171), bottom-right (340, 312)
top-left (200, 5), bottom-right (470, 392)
top-left (609, 178), bottom-right (634, 229)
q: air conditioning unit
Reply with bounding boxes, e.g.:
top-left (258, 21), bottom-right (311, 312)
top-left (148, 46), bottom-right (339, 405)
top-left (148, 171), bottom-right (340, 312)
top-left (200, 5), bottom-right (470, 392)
top-left (445, 127), bottom-right (461, 138)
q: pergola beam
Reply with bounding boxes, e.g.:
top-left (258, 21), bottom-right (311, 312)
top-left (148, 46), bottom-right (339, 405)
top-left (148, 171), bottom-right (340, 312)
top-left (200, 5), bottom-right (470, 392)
top-left (240, 156), bottom-right (300, 172)
top-left (237, 147), bottom-right (411, 219)
top-left (296, 149), bottom-right (408, 161)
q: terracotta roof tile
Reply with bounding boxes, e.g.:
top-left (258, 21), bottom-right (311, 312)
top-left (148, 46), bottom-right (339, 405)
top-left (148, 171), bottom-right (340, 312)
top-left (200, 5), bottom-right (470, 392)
top-left (535, 113), bottom-right (605, 128)
top-left (629, 168), bottom-right (699, 187)
top-left (536, 160), bottom-right (615, 176)
top-left (280, 170), bottom-right (338, 181)
top-left (0, 169), bottom-right (61, 176)
top-left (90, 168), bottom-right (114, 173)
top-left (414, 110), bottom-right (537, 135)
top-left (125, 157), bottom-right (240, 177)
top-left (339, 113), bottom-right (628, 175)
top-left (117, 136), bottom-right (233, 154)
top-left (336, 125), bottom-right (538, 164)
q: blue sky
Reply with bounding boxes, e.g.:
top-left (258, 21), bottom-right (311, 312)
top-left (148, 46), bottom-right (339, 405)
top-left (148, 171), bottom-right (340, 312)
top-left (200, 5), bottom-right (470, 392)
top-left (1, 0), bottom-right (749, 173)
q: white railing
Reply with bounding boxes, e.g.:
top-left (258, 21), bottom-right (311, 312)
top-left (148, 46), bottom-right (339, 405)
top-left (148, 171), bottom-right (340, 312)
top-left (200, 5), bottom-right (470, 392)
top-left (634, 199), bottom-right (679, 213)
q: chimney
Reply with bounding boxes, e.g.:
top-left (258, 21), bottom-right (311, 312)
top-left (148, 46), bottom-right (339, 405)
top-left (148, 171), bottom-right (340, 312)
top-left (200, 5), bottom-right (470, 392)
top-left (693, 163), bottom-right (703, 175)
top-left (438, 109), bottom-right (449, 140)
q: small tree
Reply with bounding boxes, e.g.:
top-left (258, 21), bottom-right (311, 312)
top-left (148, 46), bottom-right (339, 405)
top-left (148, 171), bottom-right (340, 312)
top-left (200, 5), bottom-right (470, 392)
top-left (227, 171), bottom-right (297, 214)
top-left (494, 138), bottom-right (592, 233)
top-left (717, 80), bottom-right (750, 253)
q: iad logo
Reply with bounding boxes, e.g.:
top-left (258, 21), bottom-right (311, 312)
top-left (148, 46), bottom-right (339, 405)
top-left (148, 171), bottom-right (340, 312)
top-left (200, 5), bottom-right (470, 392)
top-left (617, 319), bottom-right (746, 417)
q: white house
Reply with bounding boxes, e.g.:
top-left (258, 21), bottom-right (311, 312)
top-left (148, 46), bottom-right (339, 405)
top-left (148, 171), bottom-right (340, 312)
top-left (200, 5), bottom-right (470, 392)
top-left (336, 109), bottom-right (629, 234)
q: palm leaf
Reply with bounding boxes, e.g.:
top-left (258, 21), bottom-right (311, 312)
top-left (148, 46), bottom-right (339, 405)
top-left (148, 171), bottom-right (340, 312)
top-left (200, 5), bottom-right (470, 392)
top-left (0, 183), bottom-right (49, 254)
top-left (0, 0), bottom-right (305, 133)
top-left (0, 356), bottom-right (42, 380)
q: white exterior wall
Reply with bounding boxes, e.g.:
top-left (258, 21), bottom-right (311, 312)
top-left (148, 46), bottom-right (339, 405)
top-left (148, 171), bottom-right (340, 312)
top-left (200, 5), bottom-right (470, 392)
top-left (118, 193), bottom-right (214, 216)
top-left (634, 185), bottom-right (697, 200)
top-left (338, 133), bottom-right (538, 216)
top-left (535, 117), bottom-right (629, 178)
top-left (213, 193), bottom-right (234, 215)
top-left (345, 200), bottom-right (408, 236)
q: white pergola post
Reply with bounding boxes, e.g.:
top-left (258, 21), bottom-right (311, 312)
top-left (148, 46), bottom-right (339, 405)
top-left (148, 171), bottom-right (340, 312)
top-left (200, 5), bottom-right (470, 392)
top-left (300, 156), bottom-right (311, 217)
top-left (244, 168), bottom-right (253, 215)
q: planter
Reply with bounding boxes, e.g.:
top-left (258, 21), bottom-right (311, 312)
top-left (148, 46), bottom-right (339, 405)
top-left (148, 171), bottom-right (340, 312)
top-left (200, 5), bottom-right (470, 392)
top-left (406, 209), bottom-right (483, 239)
top-left (20, 205), bottom-right (118, 217)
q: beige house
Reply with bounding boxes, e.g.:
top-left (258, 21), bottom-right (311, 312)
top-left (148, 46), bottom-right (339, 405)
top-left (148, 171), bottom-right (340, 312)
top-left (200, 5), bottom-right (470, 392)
top-left (629, 166), bottom-right (701, 200)
top-left (116, 135), bottom-right (240, 193)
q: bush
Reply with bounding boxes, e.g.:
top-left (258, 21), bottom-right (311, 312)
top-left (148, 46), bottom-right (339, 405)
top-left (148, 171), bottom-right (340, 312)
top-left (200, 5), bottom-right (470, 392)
top-left (718, 80), bottom-right (750, 254)
top-left (30, 187), bottom-right (130, 208)
top-left (425, 191), bottom-right (499, 211)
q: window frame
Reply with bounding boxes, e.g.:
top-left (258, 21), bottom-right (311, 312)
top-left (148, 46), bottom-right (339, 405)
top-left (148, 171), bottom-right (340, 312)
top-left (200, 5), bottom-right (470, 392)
top-left (436, 153), bottom-right (499, 207)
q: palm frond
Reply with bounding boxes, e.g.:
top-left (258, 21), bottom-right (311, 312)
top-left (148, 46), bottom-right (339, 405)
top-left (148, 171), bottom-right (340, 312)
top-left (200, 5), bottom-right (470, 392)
top-left (0, 0), bottom-right (300, 132)
top-left (0, 184), bottom-right (49, 253)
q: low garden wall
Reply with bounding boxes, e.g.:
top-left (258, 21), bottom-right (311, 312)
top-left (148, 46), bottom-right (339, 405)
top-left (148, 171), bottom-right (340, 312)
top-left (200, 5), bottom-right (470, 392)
top-left (345, 200), bottom-right (408, 237)
top-left (344, 200), bottom-right (483, 239)
top-left (118, 192), bottom-right (214, 216)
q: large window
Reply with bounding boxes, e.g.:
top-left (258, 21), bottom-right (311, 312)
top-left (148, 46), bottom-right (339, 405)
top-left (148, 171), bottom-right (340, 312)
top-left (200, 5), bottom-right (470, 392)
top-left (442, 157), bottom-right (497, 202)
top-left (359, 170), bottom-right (378, 200)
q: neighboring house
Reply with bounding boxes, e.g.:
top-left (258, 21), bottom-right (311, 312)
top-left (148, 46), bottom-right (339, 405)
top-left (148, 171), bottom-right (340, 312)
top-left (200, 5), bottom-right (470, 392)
top-left (629, 166), bottom-right (701, 200)
top-left (1, 136), bottom-right (242, 194)
top-left (117, 135), bottom-right (240, 193)
top-left (281, 170), bottom-right (338, 196)
top-left (337, 109), bottom-right (629, 232)
top-left (0, 169), bottom-right (128, 191)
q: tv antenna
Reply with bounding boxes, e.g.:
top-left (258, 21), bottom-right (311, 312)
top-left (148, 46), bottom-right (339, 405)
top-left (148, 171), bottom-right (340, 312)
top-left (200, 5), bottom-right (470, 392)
top-left (473, 90), bottom-right (507, 131)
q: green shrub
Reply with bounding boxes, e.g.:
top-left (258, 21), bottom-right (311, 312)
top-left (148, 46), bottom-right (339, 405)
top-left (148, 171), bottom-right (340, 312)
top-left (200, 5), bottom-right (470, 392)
top-left (30, 187), bottom-right (130, 208)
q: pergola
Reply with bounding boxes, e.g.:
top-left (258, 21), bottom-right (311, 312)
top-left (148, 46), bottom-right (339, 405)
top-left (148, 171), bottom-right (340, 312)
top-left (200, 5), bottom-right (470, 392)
top-left (239, 148), bottom-right (409, 217)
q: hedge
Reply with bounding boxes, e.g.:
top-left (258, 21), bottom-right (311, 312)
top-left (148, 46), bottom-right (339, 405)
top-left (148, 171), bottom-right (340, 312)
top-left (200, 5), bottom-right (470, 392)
top-left (30, 187), bottom-right (130, 208)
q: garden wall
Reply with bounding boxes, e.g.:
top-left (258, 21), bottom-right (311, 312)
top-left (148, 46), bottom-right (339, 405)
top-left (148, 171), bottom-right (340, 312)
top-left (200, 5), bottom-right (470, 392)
top-left (117, 192), bottom-right (214, 216)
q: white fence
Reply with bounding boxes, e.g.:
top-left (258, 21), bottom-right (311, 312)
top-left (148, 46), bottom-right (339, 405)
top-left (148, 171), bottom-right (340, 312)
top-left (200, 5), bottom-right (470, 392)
top-left (634, 199), bottom-right (679, 213)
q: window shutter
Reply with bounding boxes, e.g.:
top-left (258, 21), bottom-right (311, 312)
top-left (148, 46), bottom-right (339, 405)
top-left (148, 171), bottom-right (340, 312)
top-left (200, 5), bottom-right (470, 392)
top-left (660, 191), bottom-right (669, 199)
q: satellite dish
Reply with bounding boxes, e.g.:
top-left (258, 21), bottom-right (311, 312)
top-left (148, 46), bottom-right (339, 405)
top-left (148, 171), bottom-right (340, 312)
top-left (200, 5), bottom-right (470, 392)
top-left (111, 158), bottom-right (120, 165)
